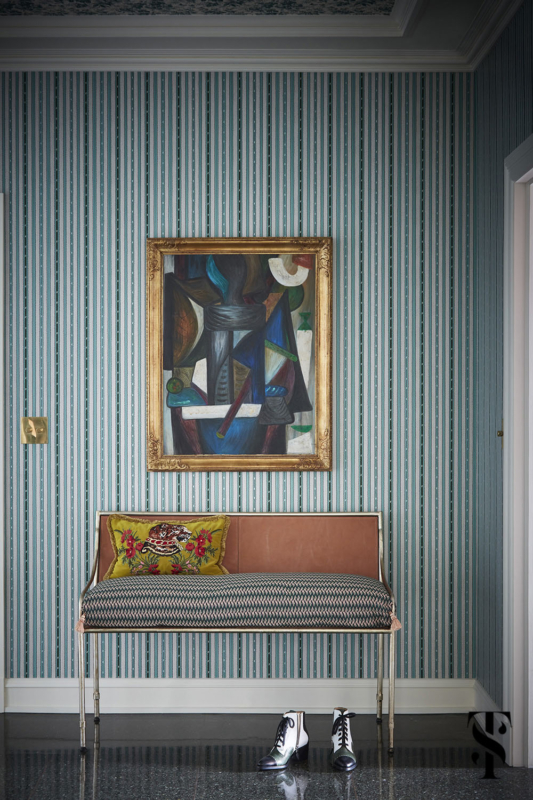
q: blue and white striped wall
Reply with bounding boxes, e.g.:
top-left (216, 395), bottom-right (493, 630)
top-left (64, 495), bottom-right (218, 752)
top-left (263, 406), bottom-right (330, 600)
top-left (1, 72), bottom-right (476, 692)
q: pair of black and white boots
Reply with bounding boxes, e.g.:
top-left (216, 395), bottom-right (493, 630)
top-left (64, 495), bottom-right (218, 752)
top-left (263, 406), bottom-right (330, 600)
top-left (258, 707), bottom-right (356, 772)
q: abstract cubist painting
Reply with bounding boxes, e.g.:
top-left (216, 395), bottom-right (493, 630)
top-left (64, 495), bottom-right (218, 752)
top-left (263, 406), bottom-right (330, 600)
top-left (147, 238), bottom-right (332, 471)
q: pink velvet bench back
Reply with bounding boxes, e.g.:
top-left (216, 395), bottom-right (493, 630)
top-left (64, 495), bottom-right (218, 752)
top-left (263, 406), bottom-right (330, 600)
top-left (96, 512), bottom-right (382, 584)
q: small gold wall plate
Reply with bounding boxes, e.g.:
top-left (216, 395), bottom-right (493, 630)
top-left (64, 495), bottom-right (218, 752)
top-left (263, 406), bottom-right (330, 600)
top-left (21, 417), bottom-right (48, 444)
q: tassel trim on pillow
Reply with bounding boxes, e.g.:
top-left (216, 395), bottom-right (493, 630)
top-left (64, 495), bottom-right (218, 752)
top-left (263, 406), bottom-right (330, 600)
top-left (75, 615), bottom-right (86, 633)
top-left (390, 613), bottom-right (402, 631)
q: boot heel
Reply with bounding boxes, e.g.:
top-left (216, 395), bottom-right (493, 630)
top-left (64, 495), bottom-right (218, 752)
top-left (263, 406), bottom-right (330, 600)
top-left (293, 742), bottom-right (309, 762)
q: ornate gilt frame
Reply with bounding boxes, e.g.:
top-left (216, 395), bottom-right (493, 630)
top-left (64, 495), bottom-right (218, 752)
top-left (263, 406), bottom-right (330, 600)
top-left (147, 237), bottom-right (332, 471)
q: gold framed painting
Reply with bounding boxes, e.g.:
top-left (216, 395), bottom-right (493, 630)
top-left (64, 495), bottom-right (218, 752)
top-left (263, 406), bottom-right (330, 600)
top-left (147, 237), bottom-right (332, 472)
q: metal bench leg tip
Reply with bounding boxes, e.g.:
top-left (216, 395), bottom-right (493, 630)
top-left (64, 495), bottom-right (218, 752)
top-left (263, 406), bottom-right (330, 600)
top-left (94, 717), bottom-right (100, 724)
top-left (376, 717), bottom-right (382, 724)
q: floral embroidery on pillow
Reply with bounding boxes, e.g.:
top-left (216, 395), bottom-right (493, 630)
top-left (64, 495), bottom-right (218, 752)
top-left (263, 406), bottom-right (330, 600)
top-left (114, 524), bottom-right (224, 576)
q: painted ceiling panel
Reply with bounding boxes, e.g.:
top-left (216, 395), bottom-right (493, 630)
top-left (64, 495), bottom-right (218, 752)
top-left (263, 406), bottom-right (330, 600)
top-left (0, 0), bottom-right (395, 15)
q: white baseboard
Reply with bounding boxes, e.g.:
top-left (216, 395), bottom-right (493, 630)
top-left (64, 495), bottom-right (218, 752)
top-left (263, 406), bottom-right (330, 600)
top-left (4, 678), bottom-right (498, 715)
top-left (473, 679), bottom-right (500, 713)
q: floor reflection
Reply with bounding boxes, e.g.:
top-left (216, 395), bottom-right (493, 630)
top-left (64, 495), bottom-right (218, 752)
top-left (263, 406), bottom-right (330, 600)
top-left (4, 713), bottom-right (533, 800)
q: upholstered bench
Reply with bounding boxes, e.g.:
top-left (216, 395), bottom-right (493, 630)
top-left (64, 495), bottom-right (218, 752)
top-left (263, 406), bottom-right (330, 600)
top-left (77, 512), bottom-right (400, 754)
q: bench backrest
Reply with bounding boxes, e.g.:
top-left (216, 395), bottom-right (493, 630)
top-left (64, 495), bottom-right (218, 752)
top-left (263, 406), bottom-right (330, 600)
top-left (95, 512), bottom-right (383, 584)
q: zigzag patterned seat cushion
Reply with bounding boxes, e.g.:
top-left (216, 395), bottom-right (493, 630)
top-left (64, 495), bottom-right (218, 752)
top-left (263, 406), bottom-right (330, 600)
top-left (81, 573), bottom-right (394, 630)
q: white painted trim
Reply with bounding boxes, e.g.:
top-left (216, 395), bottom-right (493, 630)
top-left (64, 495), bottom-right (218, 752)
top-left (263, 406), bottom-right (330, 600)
top-left (506, 134), bottom-right (533, 184)
top-left (0, 1), bottom-right (472, 43)
top-left (0, 195), bottom-right (5, 714)
top-left (529, 182), bottom-right (533, 771)
top-left (474, 679), bottom-right (500, 713)
top-left (0, 49), bottom-right (469, 73)
top-left (0, 14), bottom-right (406, 39)
top-left (0, 0), bottom-right (516, 72)
top-left (0, 0), bottom-right (520, 71)
top-left (459, 0), bottom-right (523, 69)
top-left (391, 0), bottom-right (426, 35)
top-left (4, 677), bottom-right (492, 716)
top-left (524, 181), bottom-right (533, 767)
top-left (503, 133), bottom-right (533, 767)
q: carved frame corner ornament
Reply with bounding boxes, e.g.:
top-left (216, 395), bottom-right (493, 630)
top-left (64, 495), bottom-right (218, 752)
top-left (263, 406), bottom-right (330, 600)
top-left (146, 236), bottom-right (333, 472)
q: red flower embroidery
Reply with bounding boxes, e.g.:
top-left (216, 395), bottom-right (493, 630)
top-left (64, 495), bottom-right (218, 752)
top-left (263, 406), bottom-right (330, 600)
top-left (148, 564), bottom-right (160, 574)
top-left (195, 544), bottom-right (206, 557)
top-left (135, 541), bottom-right (143, 551)
top-left (185, 542), bottom-right (194, 551)
top-left (125, 535), bottom-right (137, 558)
top-left (199, 528), bottom-right (212, 544)
top-left (121, 529), bottom-right (132, 543)
top-left (171, 563), bottom-right (183, 574)
top-left (196, 534), bottom-right (206, 546)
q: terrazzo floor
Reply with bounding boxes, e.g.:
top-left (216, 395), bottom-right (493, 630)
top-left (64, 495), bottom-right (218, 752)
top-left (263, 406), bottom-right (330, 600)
top-left (1, 712), bottom-right (532, 799)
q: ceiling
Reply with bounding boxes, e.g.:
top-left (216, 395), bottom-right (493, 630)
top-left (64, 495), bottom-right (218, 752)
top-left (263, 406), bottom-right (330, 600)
top-left (0, 0), bottom-right (525, 71)
top-left (0, 0), bottom-right (396, 15)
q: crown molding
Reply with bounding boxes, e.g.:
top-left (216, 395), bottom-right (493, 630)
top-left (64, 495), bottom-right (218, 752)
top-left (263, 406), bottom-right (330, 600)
top-left (459, 0), bottom-right (525, 69)
top-left (0, 47), bottom-right (470, 73)
top-left (391, 0), bottom-right (427, 34)
top-left (0, 13), bottom-right (406, 39)
top-left (0, 0), bottom-right (523, 72)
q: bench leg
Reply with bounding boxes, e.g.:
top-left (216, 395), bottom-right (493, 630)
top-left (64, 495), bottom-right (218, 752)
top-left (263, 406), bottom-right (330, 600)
top-left (377, 633), bottom-right (384, 723)
top-left (93, 633), bottom-right (100, 726)
top-left (388, 631), bottom-right (396, 754)
top-left (78, 631), bottom-right (87, 754)
top-left (79, 744), bottom-right (86, 799)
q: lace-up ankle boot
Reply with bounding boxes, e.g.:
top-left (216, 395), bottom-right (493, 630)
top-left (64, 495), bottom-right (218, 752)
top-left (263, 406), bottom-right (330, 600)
top-left (330, 707), bottom-right (357, 771)
top-left (257, 711), bottom-right (309, 770)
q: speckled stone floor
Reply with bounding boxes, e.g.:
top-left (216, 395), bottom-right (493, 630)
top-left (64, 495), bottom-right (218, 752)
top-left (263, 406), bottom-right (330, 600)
top-left (1, 713), bottom-right (532, 799)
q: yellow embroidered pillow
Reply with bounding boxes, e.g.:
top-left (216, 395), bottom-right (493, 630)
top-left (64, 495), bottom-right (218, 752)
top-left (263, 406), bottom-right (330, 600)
top-left (104, 514), bottom-right (230, 579)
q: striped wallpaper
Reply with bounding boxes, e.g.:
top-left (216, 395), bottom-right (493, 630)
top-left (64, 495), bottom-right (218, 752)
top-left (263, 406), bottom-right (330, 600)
top-left (475, 0), bottom-right (533, 707)
top-left (1, 71), bottom-right (475, 683)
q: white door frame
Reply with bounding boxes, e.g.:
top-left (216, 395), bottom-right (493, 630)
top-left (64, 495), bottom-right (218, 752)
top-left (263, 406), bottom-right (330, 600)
top-left (0, 193), bottom-right (5, 714)
top-left (503, 134), bottom-right (533, 767)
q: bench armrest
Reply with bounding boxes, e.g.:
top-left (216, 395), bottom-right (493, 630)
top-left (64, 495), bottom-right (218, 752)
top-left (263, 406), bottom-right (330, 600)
top-left (380, 554), bottom-right (396, 616)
